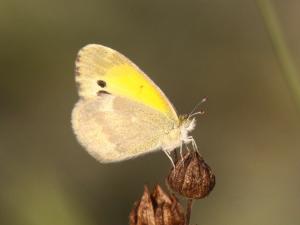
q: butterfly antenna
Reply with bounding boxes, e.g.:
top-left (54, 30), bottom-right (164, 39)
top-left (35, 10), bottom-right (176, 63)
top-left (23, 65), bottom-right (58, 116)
top-left (188, 96), bottom-right (207, 119)
top-left (189, 110), bottom-right (205, 118)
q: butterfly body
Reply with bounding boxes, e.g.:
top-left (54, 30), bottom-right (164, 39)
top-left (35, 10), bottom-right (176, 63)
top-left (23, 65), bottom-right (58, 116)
top-left (72, 44), bottom-right (196, 163)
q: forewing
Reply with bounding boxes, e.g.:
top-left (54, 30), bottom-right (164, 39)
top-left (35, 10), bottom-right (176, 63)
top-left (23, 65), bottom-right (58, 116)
top-left (75, 44), bottom-right (178, 120)
top-left (72, 95), bottom-right (176, 163)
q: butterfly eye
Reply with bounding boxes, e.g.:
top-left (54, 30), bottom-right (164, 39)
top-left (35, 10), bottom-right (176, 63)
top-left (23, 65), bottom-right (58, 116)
top-left (97, 80), bottom-right (106, 88)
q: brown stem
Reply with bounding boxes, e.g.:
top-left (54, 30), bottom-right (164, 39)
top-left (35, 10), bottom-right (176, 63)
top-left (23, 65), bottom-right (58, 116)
top-left (185, 199), bottom-right (194, 225)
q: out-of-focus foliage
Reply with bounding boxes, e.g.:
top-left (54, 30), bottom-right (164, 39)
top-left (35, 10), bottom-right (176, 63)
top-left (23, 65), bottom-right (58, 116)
top-left (1, 0), bottom-right (300, 225)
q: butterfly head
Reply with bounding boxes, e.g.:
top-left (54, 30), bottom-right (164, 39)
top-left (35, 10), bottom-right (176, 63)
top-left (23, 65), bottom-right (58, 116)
top-left (179, 96), bottom-right (207, 138)
top-left (179, 115), bottom-right (196, 132)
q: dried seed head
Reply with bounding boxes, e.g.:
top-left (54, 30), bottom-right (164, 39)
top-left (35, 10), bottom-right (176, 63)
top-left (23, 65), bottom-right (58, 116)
top-left (129, 185), bottom-right (185, 225)
top-left (167, 151), bottom-right (215, 199)
top-left (129, 186), bottom-right (155, 225)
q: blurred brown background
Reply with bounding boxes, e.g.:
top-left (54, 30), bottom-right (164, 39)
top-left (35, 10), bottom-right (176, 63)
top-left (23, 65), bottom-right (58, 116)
top-left (1, 0), bottom-right (300, 225)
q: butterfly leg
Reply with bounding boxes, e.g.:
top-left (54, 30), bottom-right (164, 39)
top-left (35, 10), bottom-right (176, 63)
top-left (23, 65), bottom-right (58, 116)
top-left (187, 136), bottom-right (199, 152)
top-left (179, 141), bottom-right (186, 167)
top-left (192, 138), bottom-right (198, 152)
top-left (163, 150), bottom-right (175, 168)
top-left (185, 144), bottom-right (192, 153)
top-left (179, 141), bottom-right (184, 161)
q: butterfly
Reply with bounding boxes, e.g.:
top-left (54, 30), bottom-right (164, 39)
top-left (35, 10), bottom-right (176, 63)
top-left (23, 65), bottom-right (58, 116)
top-left (71, 44), bottom-right (203, 165)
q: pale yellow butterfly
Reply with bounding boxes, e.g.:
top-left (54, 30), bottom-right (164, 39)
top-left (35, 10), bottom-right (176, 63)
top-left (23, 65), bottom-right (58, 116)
top-left (71, 44), bottom-right (199, 164)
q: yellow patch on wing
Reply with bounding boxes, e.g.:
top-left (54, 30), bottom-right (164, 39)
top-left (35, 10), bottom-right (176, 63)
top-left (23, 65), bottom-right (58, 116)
top-left (75, 44), bottom-right (178, 120)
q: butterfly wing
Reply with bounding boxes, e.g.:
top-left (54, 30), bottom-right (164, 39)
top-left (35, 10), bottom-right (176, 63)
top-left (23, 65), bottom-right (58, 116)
top-left (75, 44), bottom-right (178, 121)
top-left (72, 95), bottom-right (179, 162)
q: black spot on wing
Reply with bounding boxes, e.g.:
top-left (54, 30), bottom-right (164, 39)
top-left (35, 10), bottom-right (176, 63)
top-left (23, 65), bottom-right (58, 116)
top-left (97, 90), bottom-right (111, 96)
top-left (97, 80), bottom-right (106, 87)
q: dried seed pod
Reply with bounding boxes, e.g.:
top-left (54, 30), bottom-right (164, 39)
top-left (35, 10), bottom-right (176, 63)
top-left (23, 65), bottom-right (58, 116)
top-left (152, 185), bottom-right (185, 225)
top-left (167, 151), bottom-right (215, 199)
top-left (129, 185), bottom-right (185, 225)
top-left (129, 186), bottom-right (155, 225)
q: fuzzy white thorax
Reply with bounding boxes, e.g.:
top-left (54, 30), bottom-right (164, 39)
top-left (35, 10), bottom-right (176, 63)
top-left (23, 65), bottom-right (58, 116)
top-left (180, 117), bottom-right (196, 144)
top-left (161, 117), bottom-right (196, 153)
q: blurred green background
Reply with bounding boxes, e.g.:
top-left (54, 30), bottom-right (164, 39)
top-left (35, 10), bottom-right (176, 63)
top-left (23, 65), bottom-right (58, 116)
top-left (1, 0), bottom-right (300, 225)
